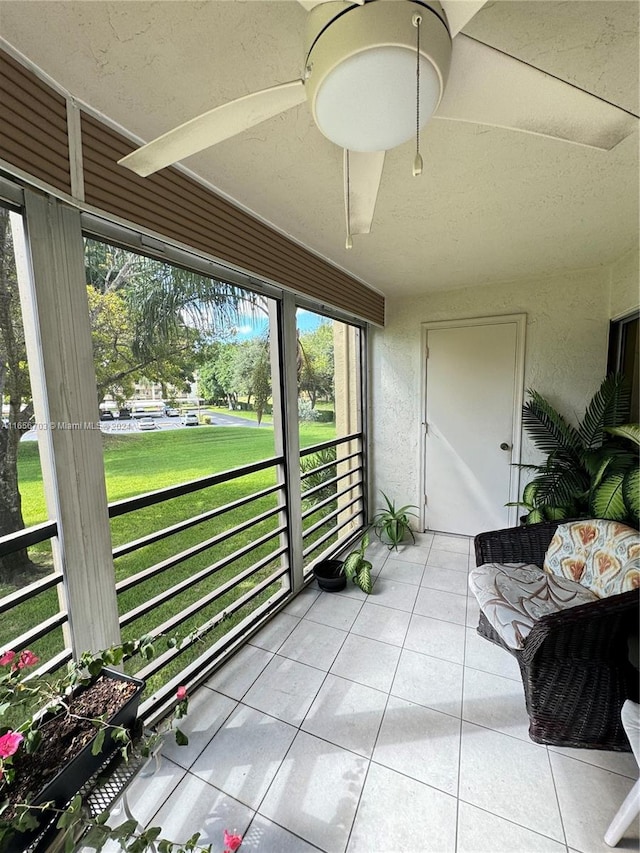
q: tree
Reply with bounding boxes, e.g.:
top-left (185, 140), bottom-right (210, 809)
top-left (0, 233), bottom-right (251, 586)
top-left (87, 286), bottom-right (199, 404)
top-left (0, 210), bottom-right (35, 583)
top-left (299, 321), bottom-right (335, 407)
top-left (243, 339), bottom-right (271, 425)
top-left (199, 338), bottom-right (272, 423)
top-left (198, 342), bottom-right (240, 410)
top-left (232, 339), bottom-right (271, 411)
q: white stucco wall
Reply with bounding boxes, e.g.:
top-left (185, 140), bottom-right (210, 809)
top-left (609, 248), bottom-right (639, 319)
top-left (369, 267), bottom-right (612, 523)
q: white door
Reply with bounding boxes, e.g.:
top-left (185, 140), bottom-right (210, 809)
top-left (423, 316), bottom-right (525, 536)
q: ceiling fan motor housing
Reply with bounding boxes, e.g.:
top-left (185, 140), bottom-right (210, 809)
top-left (304, 1), bottom-right (452, 152)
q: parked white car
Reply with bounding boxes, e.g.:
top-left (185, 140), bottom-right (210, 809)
top-left (138, 417), bottom-right (157, 430)
top-left (182, 412), bottom-right (199, 426)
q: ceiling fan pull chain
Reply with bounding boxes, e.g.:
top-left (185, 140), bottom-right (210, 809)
top-left (345, 150), bottom-right (353, 250)
top-left (412, 12), bottom-right (424, 177)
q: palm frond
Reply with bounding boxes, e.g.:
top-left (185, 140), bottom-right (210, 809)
top-left (579, 374), bottom-right (631, 449)
top-left (522, 391), bottom-right (582, 458)
top-left (604, 423), bottom-right (640, 448)
top-left (601, 375), bottom-right (632, 429)
top-left (530, 465), bottom-right (588, 508)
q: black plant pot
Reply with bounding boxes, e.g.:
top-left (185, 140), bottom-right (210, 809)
top-left (3, 668), bottom-right (145, 853)
top-left (313, 559), bottom-right (346, 592)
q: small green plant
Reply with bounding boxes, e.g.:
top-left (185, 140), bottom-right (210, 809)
top-left (300, 447), bottom-right (337, 507)
top-left (372, 492), bottom-right (418, 550)
top-left (343, 534), bottom-right (373, 593)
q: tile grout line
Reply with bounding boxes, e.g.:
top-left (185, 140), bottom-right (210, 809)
top-left (244, 583), bottom-right (369, 853)
top-left (342, 552), bottom-right (418, 853)
top-left (545, 744), bottom-right (571, 852)
top-left (454, 554), bottom-right (473, 853)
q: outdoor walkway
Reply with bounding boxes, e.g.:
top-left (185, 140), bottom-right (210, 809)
top-left (107, 534), bottom-right (639, 853)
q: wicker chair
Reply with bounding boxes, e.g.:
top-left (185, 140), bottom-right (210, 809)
top-left (473, 520), bottom-right (639, 751)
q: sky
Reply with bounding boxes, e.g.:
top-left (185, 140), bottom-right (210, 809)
top-left (233, 308), bottom-right (325, 341)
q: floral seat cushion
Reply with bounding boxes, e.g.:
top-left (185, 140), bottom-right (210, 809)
top-left (468, 562), bottom-right (598, 650)
top-left (543, 520), bottom-right (640, 596)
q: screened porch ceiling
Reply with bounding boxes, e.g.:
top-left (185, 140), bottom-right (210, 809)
top-left (0, 0), bottom-right (638, 297)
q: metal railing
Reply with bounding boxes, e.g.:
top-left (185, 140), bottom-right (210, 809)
top-left (300, 432), bottom-right (365, 570)
top-left (107, 454), bottom-right (292, 717)
top-left (0, 521), bottom-right (71, 675)
top-left (0, 438), bottom-right (366, 719)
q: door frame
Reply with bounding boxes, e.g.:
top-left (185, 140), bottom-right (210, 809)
top-left (419, 313), bottom-right (527, 533)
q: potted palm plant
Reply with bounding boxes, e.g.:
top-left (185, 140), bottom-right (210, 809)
top-left (510, 374), bottom-right (639, 527)
top-left (372, 492), bottom-right (418, 550)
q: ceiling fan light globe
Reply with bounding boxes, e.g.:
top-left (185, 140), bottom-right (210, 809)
top-left (314, 48), bottom-right (441, 151)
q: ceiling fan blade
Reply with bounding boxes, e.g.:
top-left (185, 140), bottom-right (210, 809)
top-left (440, 1), bottom-right (488, 37)
top-left (344, 149), bottom-right (385, 238)
top-left (297, 0), bottom-right (364, 9)
top-left (119, 79), bottom-right (306, 177)
top-left (435, 36), bottom-right (638, 151)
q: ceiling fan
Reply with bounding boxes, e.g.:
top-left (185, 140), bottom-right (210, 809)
top-left (118, 0), bottom-right (637, 248)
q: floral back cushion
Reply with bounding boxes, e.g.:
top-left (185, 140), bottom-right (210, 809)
top-left (543, 520), bottom-right (640, 597)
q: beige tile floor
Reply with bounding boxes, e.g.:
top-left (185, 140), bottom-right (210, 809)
top-left (107, 534), bottom-right (640, 853)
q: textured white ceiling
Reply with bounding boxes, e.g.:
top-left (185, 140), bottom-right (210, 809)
top-left (1, 0), bottom-right (638, 297)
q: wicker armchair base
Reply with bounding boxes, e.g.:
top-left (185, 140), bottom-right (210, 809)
top-left (477, 612), bottom-right (636, 751)
top-left (474, 520), bottom-right (639, 753)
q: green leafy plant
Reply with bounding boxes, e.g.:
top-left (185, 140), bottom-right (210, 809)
top-left (300, 446), bottom-right (337, 507)
top-left (343, 534), bottom-right (373, 593)
top-left (372, 492), bottom-right (418, 550)
top-left (510, 374), bottom-right (639, 527)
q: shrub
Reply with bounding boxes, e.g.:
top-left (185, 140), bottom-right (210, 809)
top-left (298, 399), bottom-right (319, 422)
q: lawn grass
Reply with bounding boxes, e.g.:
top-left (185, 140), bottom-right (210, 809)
top-left (4, 420), bottom-right (338, 693)
top-left (206, 405), bottom-right (270, 425)
top-left (15, 420), bottom-right (336, 526)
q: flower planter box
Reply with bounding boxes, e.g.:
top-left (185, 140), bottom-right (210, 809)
top-left (2, 668), bottom-right (144, 853)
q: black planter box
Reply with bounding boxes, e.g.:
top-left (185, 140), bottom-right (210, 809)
top-left (3, 668), bottom-right (144, 853)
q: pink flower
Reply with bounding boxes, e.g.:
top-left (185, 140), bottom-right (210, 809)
top-left (176, 686), bottom-right (187, 701)
top-left (16, 650), bottom-right (39, 669)
top-left (0, 651), bottom-right (16, 667)
top-left (223, 829), bottom-right (242, 851)
top-left (0, 731), bottom-right (23, 758)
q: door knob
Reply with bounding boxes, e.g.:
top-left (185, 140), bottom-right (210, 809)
top-left (500, 442), bottom-right (511, 451)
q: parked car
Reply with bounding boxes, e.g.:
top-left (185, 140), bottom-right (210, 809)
top-left (138, 417), bottom-right (156, 430)
top-left (118, 408), bottom-right (132, 420)
top-left (182, 412), bottom-right (199, 426)
top-left (99, 410), bottom-right (114, 420)
top-left (165, 407), bottom-right (180, 417)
